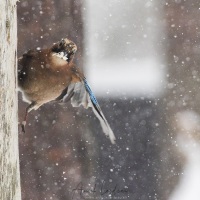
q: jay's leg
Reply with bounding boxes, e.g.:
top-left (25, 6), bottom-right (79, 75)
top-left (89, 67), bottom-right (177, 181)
top-left (21, 101), bottom-right (36, 133)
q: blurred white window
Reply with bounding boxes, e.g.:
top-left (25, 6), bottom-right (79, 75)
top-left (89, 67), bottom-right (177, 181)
top-left (83, 0), bottom-right (166, 98)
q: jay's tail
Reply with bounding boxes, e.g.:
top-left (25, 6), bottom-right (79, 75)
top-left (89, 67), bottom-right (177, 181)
top-left (63, 78), bottom-right (116, 144)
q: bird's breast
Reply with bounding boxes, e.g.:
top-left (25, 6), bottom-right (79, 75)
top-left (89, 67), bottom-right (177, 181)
top-left (20, 53), bottom-right (73, 104)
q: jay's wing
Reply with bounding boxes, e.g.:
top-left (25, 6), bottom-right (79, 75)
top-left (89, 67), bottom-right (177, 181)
top-left (57, 76), bottom-right (116, 144)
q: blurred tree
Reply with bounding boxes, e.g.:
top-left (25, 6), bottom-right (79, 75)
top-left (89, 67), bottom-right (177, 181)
top-left (161, 0), bottom-right (200, 198)
top-left (0, 0), bottom-right (21, 199)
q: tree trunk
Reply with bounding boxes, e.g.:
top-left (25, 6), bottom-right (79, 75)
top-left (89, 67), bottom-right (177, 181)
top-left (0, 0), bottom-right (21, 199)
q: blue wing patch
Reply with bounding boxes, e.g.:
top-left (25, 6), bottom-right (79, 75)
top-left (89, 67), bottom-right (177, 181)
top-left (83, 78), bottom-right (98, 106)
top-left (82, 77), bottom-right (116, 144)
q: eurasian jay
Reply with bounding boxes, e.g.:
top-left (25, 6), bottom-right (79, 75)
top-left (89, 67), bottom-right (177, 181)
top-left (18, 38), bottom-right (116, 144)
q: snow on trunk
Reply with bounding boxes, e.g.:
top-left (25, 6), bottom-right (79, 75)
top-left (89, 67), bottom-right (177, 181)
top-left (0, 0), bottom-right (21, 199)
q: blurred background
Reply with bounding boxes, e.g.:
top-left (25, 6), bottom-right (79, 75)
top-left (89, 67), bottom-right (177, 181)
top-left (17, 0), bottom-right (200, 199)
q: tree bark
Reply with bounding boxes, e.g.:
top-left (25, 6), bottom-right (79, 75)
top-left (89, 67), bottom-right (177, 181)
top-left (0, 0), bottom-right (21, 199)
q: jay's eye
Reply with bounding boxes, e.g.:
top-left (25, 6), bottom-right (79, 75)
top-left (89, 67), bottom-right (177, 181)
top-left (59, 39), bottom-right (65, 47)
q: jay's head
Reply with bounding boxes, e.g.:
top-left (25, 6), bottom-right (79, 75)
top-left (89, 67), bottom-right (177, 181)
top-left (51, 38), bottom-right (77, 62)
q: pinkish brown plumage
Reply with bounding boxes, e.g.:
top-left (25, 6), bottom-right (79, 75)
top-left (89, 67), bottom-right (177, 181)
top-left (18, 38), bottom-right (116, 144)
